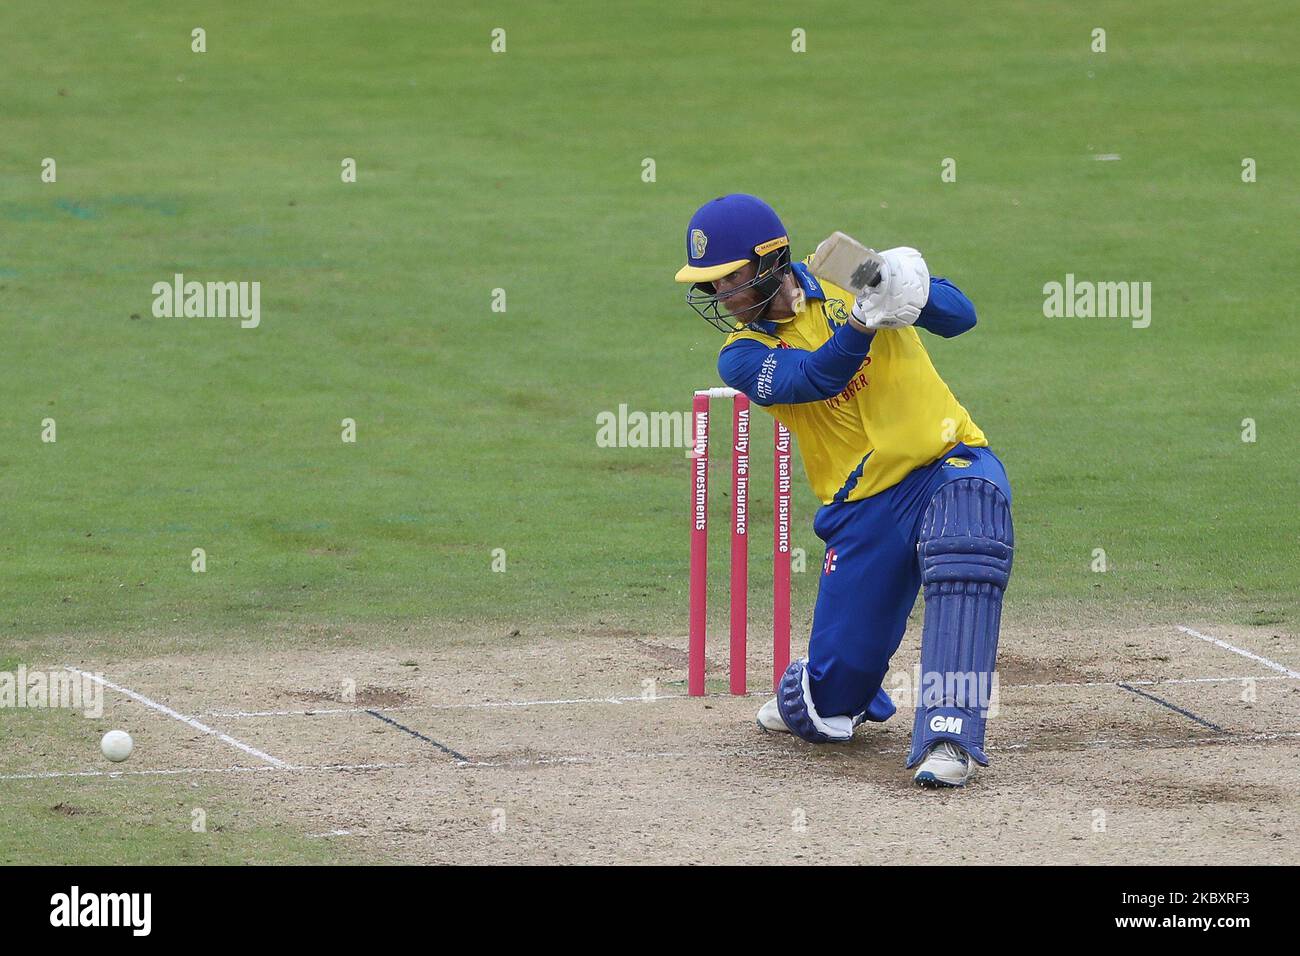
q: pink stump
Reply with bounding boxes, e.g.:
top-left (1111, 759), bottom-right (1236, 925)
top-left (773, 420), bottom-right (792, 691)
top-left (688, 393), bottom-right (710, 696)
top-left (730, 394), bottom-right (750, 695)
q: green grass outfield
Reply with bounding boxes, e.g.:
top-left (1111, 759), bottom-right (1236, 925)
top-left (2, 0), bottom-right (1297, 659)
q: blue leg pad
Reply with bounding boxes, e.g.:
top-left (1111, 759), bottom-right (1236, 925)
top-left (777, 659), bottom-right (855, 743)
top-left (905, 478), bottom-right (1013, 767)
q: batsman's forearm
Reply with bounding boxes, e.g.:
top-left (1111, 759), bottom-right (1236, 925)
top-left (718, 322), bottom-right (873, 406)
top-left (914, 278), bottom-right (977, 338)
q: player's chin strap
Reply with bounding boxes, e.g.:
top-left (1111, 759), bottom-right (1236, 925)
top-left (719, 252), bottom-right (794, 331)
top-left (905, 477), bottom-right (1014, 767)
top-left (748, 246), bottom-right (791, 322)
top-left (685, 247), bottom-right (793, 332)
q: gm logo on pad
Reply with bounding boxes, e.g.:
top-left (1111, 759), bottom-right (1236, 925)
top-left (930, 715), bottom-right (963, 733)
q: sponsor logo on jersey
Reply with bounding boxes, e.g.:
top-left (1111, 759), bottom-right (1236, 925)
top-left (826, 363), bottom-right (870, 410)
top-left (825, 298), bottom-right (850, 325)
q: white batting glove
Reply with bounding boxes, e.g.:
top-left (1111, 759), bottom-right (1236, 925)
top-left (851, 247), bottom-right (930, 330)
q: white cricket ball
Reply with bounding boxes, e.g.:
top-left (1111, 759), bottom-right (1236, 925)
top-left (101, 730), bottom-right (134, 763)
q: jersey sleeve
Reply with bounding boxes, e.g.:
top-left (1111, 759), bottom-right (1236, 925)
top-left (717, 322), bottom-right (873, 406)
top-left (915, 277), bottom-right (977, 338)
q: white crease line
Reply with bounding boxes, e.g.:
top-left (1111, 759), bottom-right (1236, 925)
top-left (195, 674), bottom-right (1294, 720)
top-left (9, 729), bottom-right (1300, 782)
top-left (200, 693), bottom-right (685, 718)
top-left (1177, 626), bottom-right (1300, 680)
top-left (1011, 674), bottom-right (1291, 690)
top-left (0, 762), bottom-right (409, 782)
top-left (67, 666), bottom-right (289, 768)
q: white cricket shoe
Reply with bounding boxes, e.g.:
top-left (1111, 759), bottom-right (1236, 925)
top-left (913, 741), bottom-right (977, 788)
top-left (756, 696), bottom-right (790, 733)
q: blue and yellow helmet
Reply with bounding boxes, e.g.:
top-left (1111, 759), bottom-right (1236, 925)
top-left (674, 194), bottom-right (793, 332)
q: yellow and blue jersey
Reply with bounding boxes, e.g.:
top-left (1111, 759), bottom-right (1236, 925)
top-left (718, 258), bottom-right (987, 505)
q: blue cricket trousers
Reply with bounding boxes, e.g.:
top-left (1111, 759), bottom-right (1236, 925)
top-left (807, 444), bottom-right (1013, 719)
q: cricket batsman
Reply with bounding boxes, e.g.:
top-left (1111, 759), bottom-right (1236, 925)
top-left (673, 194), bottom-right (1013, 787)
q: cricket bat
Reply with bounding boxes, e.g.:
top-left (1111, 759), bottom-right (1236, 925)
top-left (809, 231), bottom-right (886, 297)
